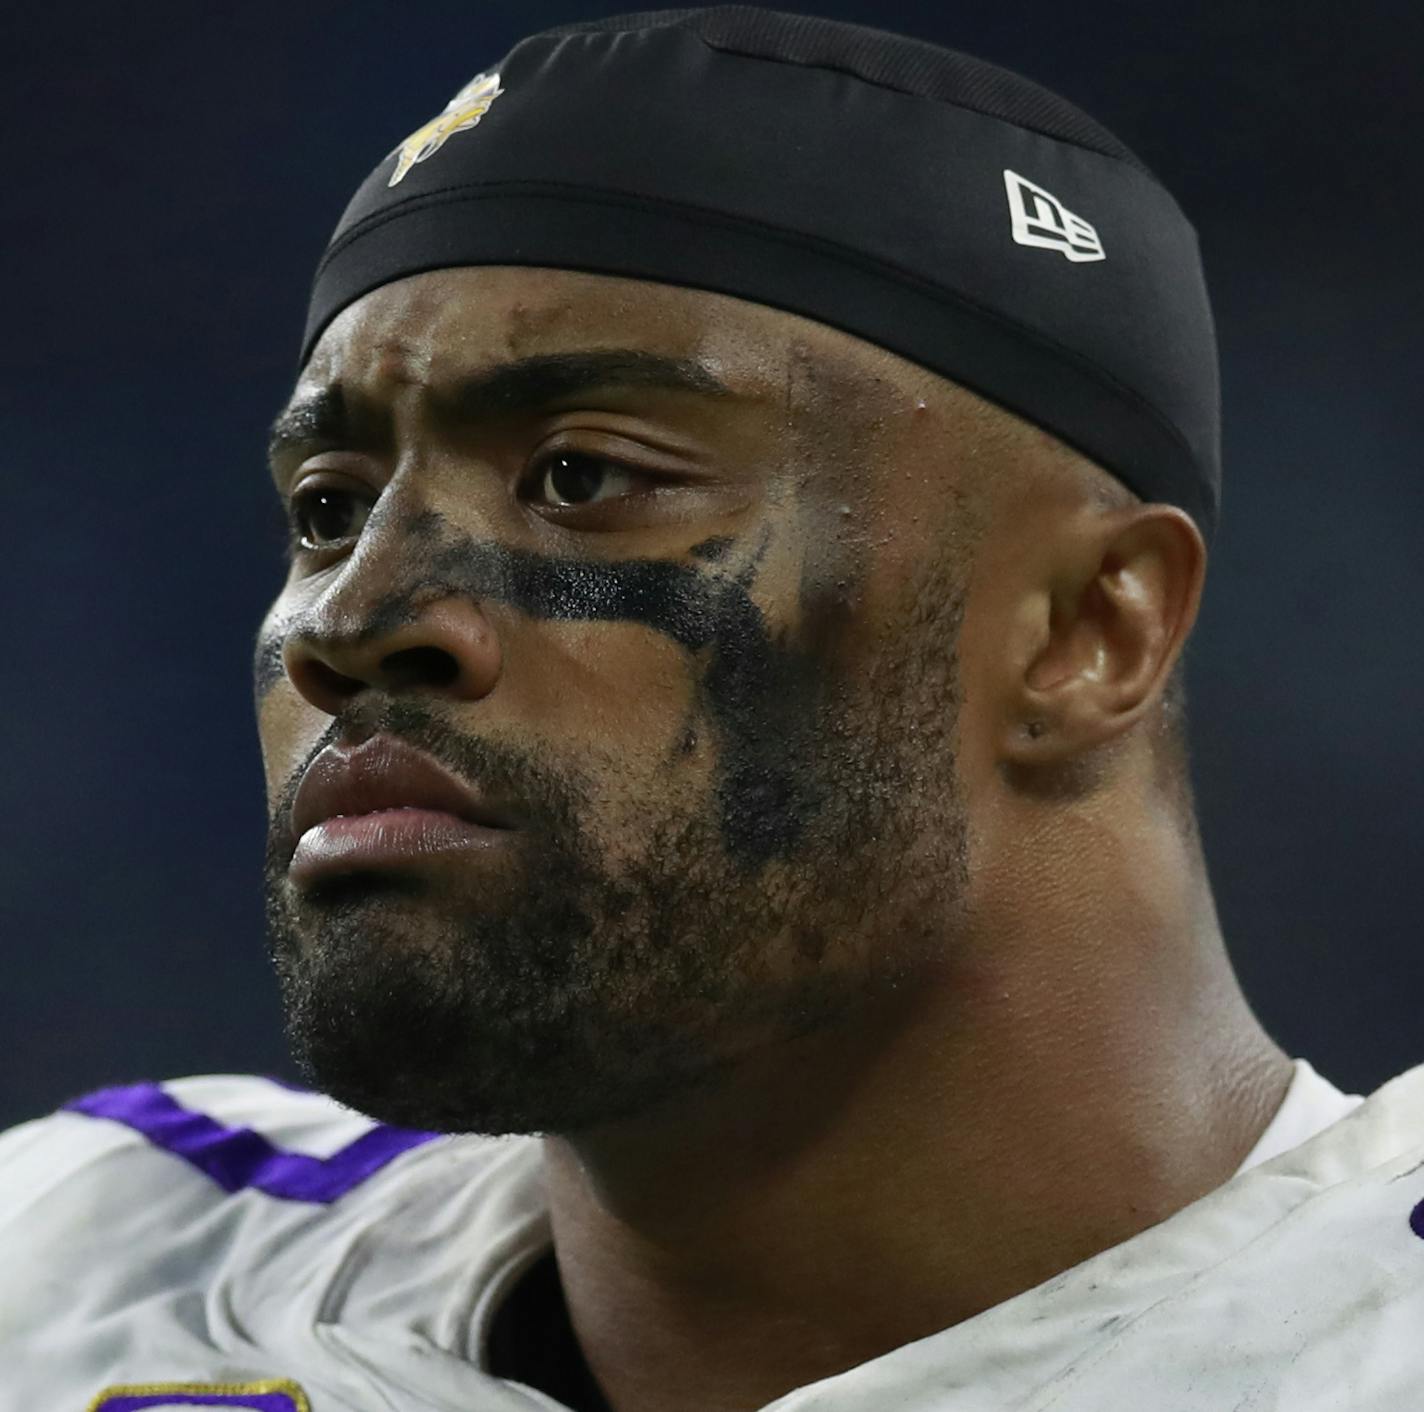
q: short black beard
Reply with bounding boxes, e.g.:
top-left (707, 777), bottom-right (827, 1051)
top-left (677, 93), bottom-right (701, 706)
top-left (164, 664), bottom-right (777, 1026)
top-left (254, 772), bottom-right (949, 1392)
top-left (263, 719), bottom-right (957, 1138)
top-left (260, 550), bottom-right (971, 1139)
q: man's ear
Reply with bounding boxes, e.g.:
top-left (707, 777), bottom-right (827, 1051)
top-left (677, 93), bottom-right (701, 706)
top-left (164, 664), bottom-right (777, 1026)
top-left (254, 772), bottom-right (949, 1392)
top-left (1001, 504), bottom-right (1205, 769)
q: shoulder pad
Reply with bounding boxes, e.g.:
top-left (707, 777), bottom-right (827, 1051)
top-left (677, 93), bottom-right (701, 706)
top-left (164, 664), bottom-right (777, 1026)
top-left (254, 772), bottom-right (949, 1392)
top-left (0, 1073), bottom-right (443, 1207)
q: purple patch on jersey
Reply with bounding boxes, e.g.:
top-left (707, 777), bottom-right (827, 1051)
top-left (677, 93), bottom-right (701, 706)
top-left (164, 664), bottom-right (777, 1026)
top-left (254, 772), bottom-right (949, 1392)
top-left (63, 1080), bottom-right (440, 1204)
top-left (1411, 1196), bottom-right (1424, 1241)
top-left (94, 1396), bottom-right (300, 1411)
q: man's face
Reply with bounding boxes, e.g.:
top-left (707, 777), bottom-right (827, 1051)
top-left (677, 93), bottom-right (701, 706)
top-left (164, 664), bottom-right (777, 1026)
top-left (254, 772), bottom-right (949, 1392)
top-left (255, 266), bottom-right (976, 1136)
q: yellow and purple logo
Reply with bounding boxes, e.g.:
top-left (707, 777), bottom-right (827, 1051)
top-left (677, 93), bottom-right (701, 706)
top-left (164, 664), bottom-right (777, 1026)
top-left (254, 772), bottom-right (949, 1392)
top-left (388, 70), bottom-right (505, 188)
top-left (88, 1380), bottom-right (309, 1411)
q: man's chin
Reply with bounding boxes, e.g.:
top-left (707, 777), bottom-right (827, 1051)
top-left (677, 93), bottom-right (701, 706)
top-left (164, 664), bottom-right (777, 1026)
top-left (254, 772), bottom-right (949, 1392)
top-left (274, 951), bottom-right (734, 1138)
top-left (286, 1019), bottom-right (737, 1138)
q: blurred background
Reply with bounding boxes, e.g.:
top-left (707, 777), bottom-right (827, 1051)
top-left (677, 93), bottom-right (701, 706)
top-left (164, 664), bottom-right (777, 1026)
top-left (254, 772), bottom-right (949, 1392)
top-left (2, 1), bottom-right (1420, 1130)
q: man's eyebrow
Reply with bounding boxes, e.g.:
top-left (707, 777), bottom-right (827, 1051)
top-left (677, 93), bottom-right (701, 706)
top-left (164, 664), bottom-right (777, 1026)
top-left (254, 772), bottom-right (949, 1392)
top-left (266, 349), bottom-right (734, 473)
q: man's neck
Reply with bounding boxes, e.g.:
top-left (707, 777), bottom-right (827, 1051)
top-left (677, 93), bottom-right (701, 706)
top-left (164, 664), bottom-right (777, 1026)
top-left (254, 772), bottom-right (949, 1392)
top-left (535, 918), bottom-right (1292, 1412)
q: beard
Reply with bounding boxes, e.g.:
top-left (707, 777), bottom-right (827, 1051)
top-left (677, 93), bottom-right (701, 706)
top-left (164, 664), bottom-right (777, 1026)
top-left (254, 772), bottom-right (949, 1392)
top-left (261, 555), bottom-right (971, 1140)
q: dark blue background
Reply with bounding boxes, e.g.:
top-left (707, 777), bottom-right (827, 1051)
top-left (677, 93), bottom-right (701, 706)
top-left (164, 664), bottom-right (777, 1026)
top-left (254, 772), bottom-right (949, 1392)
top-left (4, 1), bottom-right (1420, 1130)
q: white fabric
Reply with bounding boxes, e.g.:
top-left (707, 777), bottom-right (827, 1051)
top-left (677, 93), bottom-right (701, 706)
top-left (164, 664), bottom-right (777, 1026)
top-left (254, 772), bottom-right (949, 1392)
top-left (0, 1060), bottom-right (1419, 1410)
top-left (1233, 1055), bottom-right (1364, 1175)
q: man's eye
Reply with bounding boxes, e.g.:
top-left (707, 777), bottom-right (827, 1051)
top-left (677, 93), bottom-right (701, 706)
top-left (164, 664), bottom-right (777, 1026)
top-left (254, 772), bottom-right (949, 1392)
top-left (283, 453), bottom-right (653, 556)
top-left (532, 452), bottom-right (645, 509)
top-left (286, 485), bottom-right (370, 552)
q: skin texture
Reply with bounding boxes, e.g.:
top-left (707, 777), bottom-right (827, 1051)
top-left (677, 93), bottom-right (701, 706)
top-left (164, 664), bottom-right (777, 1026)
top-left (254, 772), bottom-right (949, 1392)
top-left (255, 265), bottom-right (1293, 1412)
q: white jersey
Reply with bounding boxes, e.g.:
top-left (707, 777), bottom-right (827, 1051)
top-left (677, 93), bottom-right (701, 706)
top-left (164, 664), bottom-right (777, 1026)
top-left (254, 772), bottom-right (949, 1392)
top-left (0, 1058), bottom-right (1419, 1411)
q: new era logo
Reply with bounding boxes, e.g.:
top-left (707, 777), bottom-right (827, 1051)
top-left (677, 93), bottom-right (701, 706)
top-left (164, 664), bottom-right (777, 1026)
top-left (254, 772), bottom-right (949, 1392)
top-left (1003, 170), bottom-right (1105, 263)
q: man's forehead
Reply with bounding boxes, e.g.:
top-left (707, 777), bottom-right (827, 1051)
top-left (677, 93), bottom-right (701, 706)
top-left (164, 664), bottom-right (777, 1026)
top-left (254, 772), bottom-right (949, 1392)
top-left (293, 267), bottom-right (947, 431)
top-left (300, 265), bottom-right (794, 395)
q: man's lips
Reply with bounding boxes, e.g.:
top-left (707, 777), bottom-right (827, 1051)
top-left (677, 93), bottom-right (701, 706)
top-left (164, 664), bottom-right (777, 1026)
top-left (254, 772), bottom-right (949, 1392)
top-left (290, 733), bottom-right (518, 847)
top-left (287, 806), bottom-right (514, 886)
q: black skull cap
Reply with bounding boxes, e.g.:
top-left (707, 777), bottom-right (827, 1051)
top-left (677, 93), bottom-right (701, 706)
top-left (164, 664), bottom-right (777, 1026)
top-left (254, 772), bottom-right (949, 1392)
top-left (300, 6), bottom-right (1221, 545)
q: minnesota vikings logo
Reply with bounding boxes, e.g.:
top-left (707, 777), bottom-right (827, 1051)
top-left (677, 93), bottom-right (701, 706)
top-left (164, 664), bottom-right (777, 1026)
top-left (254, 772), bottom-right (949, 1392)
top-left (87, 1380), bottom-right (310, 1410)
top-left (388, 70), bottom-right (505, 188)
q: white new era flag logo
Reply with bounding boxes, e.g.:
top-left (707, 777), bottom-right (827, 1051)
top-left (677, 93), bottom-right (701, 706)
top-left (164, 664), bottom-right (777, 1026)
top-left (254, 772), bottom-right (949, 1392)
top-left (1003, 169), bottom-right (1106, 262)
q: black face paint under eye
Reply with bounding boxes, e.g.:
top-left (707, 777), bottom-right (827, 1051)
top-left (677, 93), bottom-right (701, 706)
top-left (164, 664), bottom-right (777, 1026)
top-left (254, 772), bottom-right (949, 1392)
top-left (256, 517), bottom-right (851, 873)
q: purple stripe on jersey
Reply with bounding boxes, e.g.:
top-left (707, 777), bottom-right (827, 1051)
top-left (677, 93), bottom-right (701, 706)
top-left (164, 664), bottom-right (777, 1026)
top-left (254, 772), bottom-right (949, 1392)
top-left (62, 1081), bottom-right (441, 1204)
top-left (1411, 1196), bottom-right (1424, 1241)
top-left (94, 1392), bottom-right (303, 1411)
